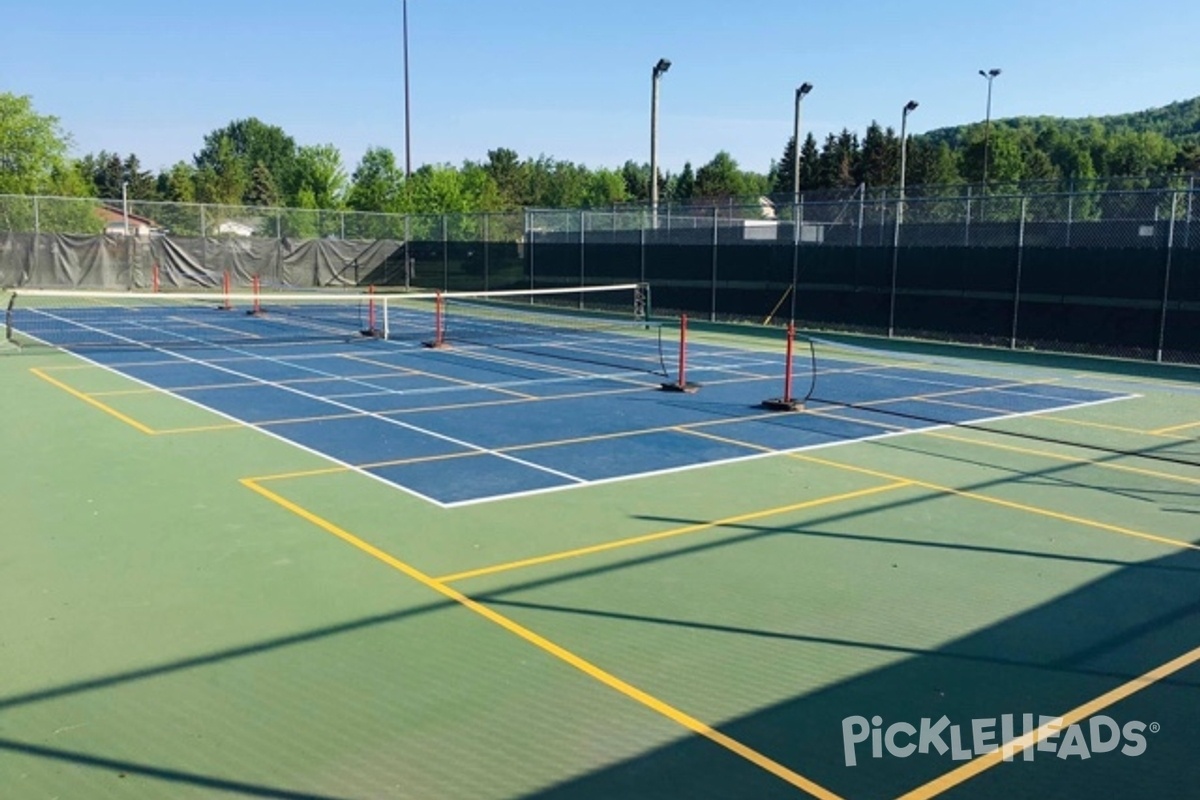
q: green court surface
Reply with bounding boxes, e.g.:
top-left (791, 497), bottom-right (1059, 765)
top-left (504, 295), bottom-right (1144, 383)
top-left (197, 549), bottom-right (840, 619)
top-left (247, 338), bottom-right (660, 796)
top-left (3, 327), bottom-right (1200, 800)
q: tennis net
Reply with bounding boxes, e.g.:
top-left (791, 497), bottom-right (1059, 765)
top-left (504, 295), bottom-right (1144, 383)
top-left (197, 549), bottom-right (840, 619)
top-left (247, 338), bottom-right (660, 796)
top-left (4, 283), bottom-right (668, 376)
top-left (759, 328), bottom-right (1200, 468)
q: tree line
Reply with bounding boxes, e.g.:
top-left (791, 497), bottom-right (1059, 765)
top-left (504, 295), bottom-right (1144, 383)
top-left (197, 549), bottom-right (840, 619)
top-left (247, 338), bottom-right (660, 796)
top-left (2, 91), bottom-right (1198, 222)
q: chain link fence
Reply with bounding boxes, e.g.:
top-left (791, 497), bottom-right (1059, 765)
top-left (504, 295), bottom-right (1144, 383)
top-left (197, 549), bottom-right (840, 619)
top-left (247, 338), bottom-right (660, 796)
top-left (1, 185), bottom-right (1197, 365)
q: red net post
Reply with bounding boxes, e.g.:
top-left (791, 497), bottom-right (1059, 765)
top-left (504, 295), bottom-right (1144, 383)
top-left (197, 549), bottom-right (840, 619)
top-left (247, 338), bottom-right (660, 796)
top-left (423, 291), bottom-right (446, 348)
top-left (761, 322), bottom-right (803, 411)
top-left (151, 262), bottom-right (160, 293)
top-left (783, 322), bottom-right (795, 403)
top-left (660, 314), bottom-right (699, 392)
top-left (252, 275), bottom-right (262, 315)
top-left (367, 285), bottom-right (376, 334)
top-left (221, 272), bottom-right (232, 311)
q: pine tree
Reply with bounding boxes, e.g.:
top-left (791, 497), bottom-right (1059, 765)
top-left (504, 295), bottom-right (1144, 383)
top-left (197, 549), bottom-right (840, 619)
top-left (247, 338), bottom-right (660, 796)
top-left (673, 162), bottom-right (696, 201)
top-left (123, 153), bottom-right (157, 200)
top-left (799, 133), bottom-right (820, 191)
top-left (246, 160), bottom-right (279, 207)
top-left (773, 135), bottom-right (798, 195)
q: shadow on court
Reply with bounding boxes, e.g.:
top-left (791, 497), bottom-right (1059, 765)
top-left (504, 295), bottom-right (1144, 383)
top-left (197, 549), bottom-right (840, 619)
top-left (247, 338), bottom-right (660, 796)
top-left (513, 543), bottom-right (1200, 800)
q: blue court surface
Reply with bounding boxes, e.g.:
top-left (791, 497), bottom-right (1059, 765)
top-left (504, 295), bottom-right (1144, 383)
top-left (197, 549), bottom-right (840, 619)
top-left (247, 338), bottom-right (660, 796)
top-left (12, 298), bottom-right (1133, 507)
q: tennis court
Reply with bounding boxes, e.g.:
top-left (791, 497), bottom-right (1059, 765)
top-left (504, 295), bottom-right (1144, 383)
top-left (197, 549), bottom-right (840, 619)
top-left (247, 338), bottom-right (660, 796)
top-left (3, 283), bottom-right (1199, 799)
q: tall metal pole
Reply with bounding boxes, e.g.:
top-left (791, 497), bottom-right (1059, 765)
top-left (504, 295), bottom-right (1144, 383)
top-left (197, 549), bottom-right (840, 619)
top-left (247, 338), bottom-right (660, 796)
top-left (979, 68), bottom-right (1001, 191)
top-left (1156, 192), bottom-right (1180, 363)
top-left (403, 0), bottom-right (413, 178)
top-left (791, 83), bottom-right (813, 208)
top-left (122, 181), bottom-right (130, 235)
top-left (1010, 196), bottom-right (1028, 349)
top-left (650, 59), bottom-right (671, 227)
top-left (790, 82), bottom-right (812, 324)
top-left (889, 101), bottom-right (918, 338)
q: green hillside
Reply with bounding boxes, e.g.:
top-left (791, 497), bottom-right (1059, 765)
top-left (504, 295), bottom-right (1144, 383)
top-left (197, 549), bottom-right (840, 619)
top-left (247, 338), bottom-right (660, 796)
top-left (923, 96), bottom-right (1200, 149)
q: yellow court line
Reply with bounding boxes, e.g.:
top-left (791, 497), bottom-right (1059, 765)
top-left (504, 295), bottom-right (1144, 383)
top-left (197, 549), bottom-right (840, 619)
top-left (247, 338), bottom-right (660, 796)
top-left (88, 372), bottom-right (419, 397)
top-left (1070, 371), bottom-right (1200, 391)
top-left (337, 353), bottom-right (419, 374)
top-left (256, 411), bottom-right (368, 427)
top-left (898, 643), bottom-right (1200, 799)
top-left (1151, 419), bottom-right (1200, 436)
top-left (791, 453), bottom-right (1200, 553)
top-left (390, 382), bottom-right (653, 415)
top-left (88, 387), bottom-right (162, 397)
top-left (247, 449), bottom-right (486, 483)
top-left (245, 465), bottom-right (351, 482)
top-left (29, 363), bottom-right (102, 372)
top-left (239, 478), bottom-right (844, 800)
top-left (918, 396), bottom-right (1017, 415)
top-left (924, 431), bottom-right (1200, 488)
top-left (154, 422), bottom-right (245, 435)
top-left (1028, 414), bottom-right (1191, 441)
top-left (31, 367), bottom-right (156, 435)
top-left (437, 482), bottom-right (911, 583)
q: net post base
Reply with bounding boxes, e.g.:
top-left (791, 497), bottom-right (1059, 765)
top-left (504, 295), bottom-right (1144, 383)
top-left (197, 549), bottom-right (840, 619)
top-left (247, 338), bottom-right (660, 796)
top-left (761, 397), bottom-right (803, 412)
top-left (422, 340), bottom-right (448, 349)
top-left (660, 381), bottom-right (700, 393)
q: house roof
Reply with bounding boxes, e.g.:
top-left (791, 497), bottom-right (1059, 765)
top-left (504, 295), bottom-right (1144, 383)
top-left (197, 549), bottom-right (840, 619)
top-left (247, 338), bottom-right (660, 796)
top-left (95, 205), bottom-right (158, 227)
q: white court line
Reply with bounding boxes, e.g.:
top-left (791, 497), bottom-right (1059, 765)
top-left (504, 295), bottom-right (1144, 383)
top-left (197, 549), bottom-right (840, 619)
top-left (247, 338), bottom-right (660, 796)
top-left (441, 394), bottom-right (1138, 508)
top-left (831, 365), bottom-right (1132, 407)
top-left (20, 306), bottom-right (1142, 508)
top-left (24, 308), bottom-right (587, 500)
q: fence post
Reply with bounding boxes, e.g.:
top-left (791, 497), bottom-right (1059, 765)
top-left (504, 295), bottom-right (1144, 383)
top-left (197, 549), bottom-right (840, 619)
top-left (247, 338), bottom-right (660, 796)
top-left (1065, 192), bottom-right (1074, 248)
top-left (964, 186), bottom-right (972, 246)
top-left (789, 198), bottom-right (800, 322)
top-left (200, 204), bottom-right (207, 273)
top-left (887, 193), bottom-right (902, 337)
top-left (1186, 176), bottom-right (1195, 249)
top-left (710, 206), bottom-right (718, 322)
top-left (441, 214), bottom-right (448, 291)
top-left (1155, 191), bottom-right (1180, 362)
top-left (483, 213), bottom-right (490, 292)
top-left (639, 212), bottom-right (646, 285)
top-left (527, 210), bottom-right (535, 295)
top-left (32, 196), bottom-right (40, 284)
top-left (340, 212), bottom-right (345, 241)
top-left (1010, 197), bottom-right (1028, 349)
top-left (404, 214), bottom-right (411, 290)
top-left (878, 190), bottom-right (888, 246)
top-left (856, 184), bottom-right (865, 248)
top-left (579, 210), bottom-right (586, 309)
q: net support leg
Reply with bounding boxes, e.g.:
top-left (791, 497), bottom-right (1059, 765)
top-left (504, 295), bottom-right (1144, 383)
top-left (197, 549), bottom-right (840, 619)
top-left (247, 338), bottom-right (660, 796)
top-left (362, 284), bottom-right (380, 337)
top-left (660, 314), bottom-right (700, 393)
top-left (422, 291), bottom-right (448, 348)
top-left (762, 323), bottom-right (803, 411)
top-left (220, 271), bottom-right (232, 311)
top-left (248, 275), bottom-right (264, 315)
top-left (151, 262), bottom-right (160, 294)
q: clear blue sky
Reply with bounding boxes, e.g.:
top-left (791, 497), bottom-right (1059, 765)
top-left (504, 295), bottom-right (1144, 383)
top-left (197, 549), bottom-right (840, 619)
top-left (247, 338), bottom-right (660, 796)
top-left (2, 0), bottom-right (1197, 176)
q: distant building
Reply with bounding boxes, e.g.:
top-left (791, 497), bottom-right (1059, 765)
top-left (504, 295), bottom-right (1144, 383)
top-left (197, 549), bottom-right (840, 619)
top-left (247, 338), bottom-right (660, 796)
top-left (96, 205), bottom-right (161, 237)
top-left (213, 220), bottom-right (256, 237)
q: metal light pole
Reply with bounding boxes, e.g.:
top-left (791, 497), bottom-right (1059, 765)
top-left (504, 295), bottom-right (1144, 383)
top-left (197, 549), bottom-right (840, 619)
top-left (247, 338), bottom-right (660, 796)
top-left (897, 100), bottom-right (918, 226)
top-left (403, 0), bottom-right (413, 178)
top-left (789, 82), bottom-right (813, 325)
top-left (979, 68), bottom-right (1001, 190)
top-left (889, 100), bottom-right (918, 338)
top-left (650, 58), bottom-right (671, 226)
top-left (792, 83), bottom-right (813, 207)
top-left (121, 180), bottom-right (130, 235)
